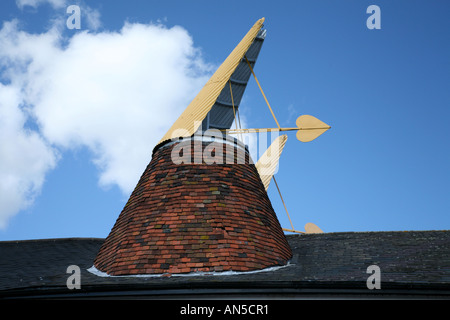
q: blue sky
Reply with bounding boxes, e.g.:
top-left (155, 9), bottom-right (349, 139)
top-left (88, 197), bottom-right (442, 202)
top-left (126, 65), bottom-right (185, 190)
top-left (0, 0), bottom-right (449, 241)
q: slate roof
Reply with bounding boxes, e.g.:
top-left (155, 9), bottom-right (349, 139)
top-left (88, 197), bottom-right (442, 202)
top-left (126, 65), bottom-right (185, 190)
top-left (1, 230), bottom-right (449, 299)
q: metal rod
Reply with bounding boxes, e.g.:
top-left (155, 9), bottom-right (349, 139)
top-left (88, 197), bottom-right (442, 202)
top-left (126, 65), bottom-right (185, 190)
top-left (229, 80), bottom-right (242, 141)
top-left (273, 176), bottom-right (295, 231)
top-left (223, 127), bottom-right (331, 134)
top-left (282, 228), bottom-right (305, 234)
top-left (245, 55), bottom-right (281, 130)
top-left (236, 109), bottom-right (242, 134)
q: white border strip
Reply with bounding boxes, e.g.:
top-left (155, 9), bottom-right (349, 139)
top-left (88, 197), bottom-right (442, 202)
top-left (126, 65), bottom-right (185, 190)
top-left (87, 262), bottom-right (292, 278)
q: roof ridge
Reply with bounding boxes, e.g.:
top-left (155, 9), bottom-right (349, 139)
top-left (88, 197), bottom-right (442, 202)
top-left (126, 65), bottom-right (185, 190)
top-left (0, 237), bottom-right (105, 244)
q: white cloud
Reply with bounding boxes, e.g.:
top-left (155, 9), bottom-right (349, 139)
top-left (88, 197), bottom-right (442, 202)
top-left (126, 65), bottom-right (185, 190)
top-left (82, 5), bottom-right (101, 30)
top-left (0, 18), bottom-right (212, 228)
top-left (16, 0), bottom-right (67, 9)
top-left (0, 83), bottom-right (58, 229)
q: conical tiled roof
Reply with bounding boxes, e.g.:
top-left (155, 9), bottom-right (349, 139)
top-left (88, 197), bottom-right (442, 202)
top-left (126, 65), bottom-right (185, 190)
top-left (94, 136), bottom-right (292, 275)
